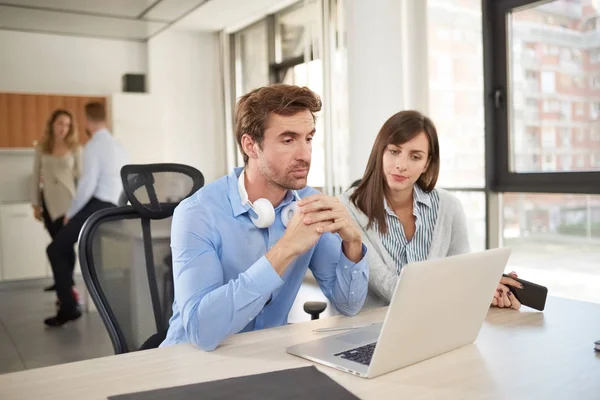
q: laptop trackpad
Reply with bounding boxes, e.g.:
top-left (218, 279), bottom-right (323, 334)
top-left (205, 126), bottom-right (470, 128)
top-left (337, 330), bottom-right (378, 345)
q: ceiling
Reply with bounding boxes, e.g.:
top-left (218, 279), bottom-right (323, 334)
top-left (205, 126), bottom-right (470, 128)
top-left (0, 0), bottom-right (211, 41)
top-left (174, 0), bottom-right (297, 33)
top-left (0, 0), bottom-right (301, 41)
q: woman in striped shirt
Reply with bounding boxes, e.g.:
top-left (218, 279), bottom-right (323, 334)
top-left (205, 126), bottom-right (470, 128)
top-left (340, 110), bottom-right (522, 310)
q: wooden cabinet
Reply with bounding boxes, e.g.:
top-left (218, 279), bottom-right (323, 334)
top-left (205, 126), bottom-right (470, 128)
top-left (0, 93), bottom-right (106, 148)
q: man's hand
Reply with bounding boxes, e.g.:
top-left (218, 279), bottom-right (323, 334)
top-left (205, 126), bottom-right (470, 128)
top-left (267, 210), bottom-right (328, 275)
top-left (33, 206), bottom-right (43, 222)
top-left (63, 216), bottom-right (69, 226)
top-left (491, 271), bottom-right (522, 310)
top-left (297, 194), bottom-right (363, 262)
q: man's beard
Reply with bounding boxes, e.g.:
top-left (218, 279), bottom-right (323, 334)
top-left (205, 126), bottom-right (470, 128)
top-left (259, 159), bottom-right (311, 191)
top-left (85, 129), bottom-right (91, 138)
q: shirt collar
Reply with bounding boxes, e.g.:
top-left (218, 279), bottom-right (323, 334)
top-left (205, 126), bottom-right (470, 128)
top-left (413, 184), bottom-right (433, 208)
top-left (228, 167), bottom-right (296, 217)
top-left (89, 128), bottom-right (110, 143)
top-left (384, 185), bottom-right (433, 214)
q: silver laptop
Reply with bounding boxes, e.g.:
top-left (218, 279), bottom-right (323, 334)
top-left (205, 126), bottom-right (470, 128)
top-left (287, 247), bottom-right (511, 379)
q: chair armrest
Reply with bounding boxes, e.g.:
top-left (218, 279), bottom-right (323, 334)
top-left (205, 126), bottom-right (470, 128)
top-left (303, 301), bottom-right (327, 320)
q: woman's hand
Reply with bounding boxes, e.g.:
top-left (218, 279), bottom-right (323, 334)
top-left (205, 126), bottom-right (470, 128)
top-left (491, 271), bottom-right (522, 310)
top-left (33, 206), bottom-right (43, 222)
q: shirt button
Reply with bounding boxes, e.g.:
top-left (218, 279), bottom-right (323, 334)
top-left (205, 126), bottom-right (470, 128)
top-left (352, 270), bottom-right (357, 274)
top-left (248, 318), bottom-right (252, 321)
top-left (350, 292), bottom-right (355, 295)
top-left (344, 265), bottom-right (348, 269)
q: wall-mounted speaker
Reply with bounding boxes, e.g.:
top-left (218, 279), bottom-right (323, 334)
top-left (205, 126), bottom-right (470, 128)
top-left (122, 74), bottom-right (146, 93)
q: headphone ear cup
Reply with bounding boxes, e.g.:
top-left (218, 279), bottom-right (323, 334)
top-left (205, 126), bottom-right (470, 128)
top-left (250, 198), bottom-right (275, 228)
top-left (281, 202), bottom-right (298, 228)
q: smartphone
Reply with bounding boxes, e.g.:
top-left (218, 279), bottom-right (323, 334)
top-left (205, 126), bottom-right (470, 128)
top-left (502, 274), bottom-right (548, 311)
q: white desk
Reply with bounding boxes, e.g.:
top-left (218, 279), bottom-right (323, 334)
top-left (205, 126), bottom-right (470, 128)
top-left (1, 296), bottom-right (599, 399)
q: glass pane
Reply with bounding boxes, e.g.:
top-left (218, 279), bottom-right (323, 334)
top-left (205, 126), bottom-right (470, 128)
top-left (508, 0), bottom-right (600, 173)
top-left (276, 1), bottom-right (319, 61)
top-left (503, 193), bottom-right (600, 304)
top-left (427, 0), bottom-right (485, 188)
top-left (235, 21), bottom-right (269, 95)
top-left (452, 191), bottom-right (486, 252)
top-left (281, 60), bottom-right (325, 190)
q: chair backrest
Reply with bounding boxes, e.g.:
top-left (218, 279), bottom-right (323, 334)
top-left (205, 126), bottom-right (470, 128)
top-left (79, 163), bottom-right (204, 354)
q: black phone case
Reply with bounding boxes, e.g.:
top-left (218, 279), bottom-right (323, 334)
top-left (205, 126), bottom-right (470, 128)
top-left (504, 274), bottom-right (548, 311)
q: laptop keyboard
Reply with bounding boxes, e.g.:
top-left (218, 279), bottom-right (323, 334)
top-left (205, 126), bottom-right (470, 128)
top-left (334, 342), bottom-right (377, 366)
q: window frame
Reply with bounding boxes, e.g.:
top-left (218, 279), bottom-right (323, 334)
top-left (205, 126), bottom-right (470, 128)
top-left (482, 0), bottom-right (600, 195)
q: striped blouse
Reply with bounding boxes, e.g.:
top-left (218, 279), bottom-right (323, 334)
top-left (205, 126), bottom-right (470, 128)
top-left (379, 185), bottom-right (440, 274)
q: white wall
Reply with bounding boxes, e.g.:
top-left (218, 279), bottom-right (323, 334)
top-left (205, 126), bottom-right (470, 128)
top-left (148, 30), bottom-right (226, 183)
top-left (0, 30), bottom-right (147, 95)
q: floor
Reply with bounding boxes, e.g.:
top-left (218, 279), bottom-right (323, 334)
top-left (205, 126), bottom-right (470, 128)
top-left (0, 277), bottom-right (113, 374)
top-left (0, 275), bottom-right (332, 375)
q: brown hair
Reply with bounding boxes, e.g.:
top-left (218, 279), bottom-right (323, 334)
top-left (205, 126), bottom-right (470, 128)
top-left (39, 109), bottom-right (79, 154)
top-left (84, 102), bottom-right (107, 122)
top-left (350, 110), bottom-right (440, 234)
top-left (234, 84), bottom-right (322, 164)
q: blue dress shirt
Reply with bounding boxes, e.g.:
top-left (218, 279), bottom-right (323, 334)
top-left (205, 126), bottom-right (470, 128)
top-left (160, 167), bottom-right (369, 351)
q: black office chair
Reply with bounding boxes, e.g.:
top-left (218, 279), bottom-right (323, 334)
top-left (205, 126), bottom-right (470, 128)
top-left (79, 163), bottom-right (204, 354)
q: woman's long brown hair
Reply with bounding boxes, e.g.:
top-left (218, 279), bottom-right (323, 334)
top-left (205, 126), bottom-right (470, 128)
top-left (349, 110), bottom-right (440, 234)
top-left (39, 109), bottom-right (78, 154)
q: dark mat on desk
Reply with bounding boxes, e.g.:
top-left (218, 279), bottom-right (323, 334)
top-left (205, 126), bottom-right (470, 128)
top-left (108, 366), bottom-right (360, 400)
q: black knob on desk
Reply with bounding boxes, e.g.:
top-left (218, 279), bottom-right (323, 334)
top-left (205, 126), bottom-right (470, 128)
top-left (303, 301), bottom-right (327, 320)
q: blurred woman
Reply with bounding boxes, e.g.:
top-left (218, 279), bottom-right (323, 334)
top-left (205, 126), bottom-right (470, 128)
top-left (31, 109), bottom-right (82, 292)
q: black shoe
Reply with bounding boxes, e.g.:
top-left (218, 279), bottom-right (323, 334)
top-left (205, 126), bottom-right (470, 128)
top-left (44, 309), bottom-right (82, 327)
top-left (44, 284), bottom-right (56, 292)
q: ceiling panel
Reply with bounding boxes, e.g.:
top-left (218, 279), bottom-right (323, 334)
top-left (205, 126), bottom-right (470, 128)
top-left (0, 0), bottom-right (157, 19)
top-left (0, 5), bottom-right (166, 41)
top-left (144, 0), bottom-right (207, 21)
top-left (174, 0), bottom-right (297, 32)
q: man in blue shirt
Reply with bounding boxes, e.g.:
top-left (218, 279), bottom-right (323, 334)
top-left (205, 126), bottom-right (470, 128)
top-left (45, 102), bottom-right (129, 327)
top-left (161, 84), bottom-right (369, 351)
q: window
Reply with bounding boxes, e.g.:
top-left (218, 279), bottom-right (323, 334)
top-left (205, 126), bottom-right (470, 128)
top-left (592, 76), bottom-right (600, 89)
top-left (502, 193), bottom-right (600, 304)
top-left (576, 155), bottom-right (585, 168)
top-left (229, 0), bottom-right (328, 188)
top-left (560, 101), bottom-right (571, 120)
top-left (542, 127), bottom-right (555, 148)
top-left (542, 154), bottom-right (556, 171)
top-left (234, 21), bottom-right (269, 96)
top-left (560, 155), bottom-right (572, 170)
top-left (428, 0), bottom-right (486, 248)
top-left (560, 48), bottom-right (571, 63)
top-left (559, 128), bottom-right (570, 147)
top-left (592, 128), bottom-right (600, 141)
top-left (428, 0), bottom-right (484, 189)
top-left (592, 103), bottom-right (600, 120)
top-left (541, 71), bottom-right (556, 93)
top-left (498, 0), bottom-right (600, 183)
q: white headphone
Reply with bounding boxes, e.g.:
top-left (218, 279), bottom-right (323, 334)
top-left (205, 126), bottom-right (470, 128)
top-left (238, 170), bottom-right (300, 229)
